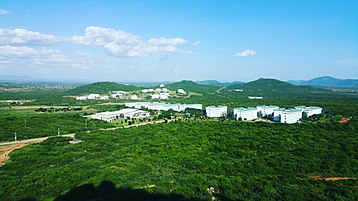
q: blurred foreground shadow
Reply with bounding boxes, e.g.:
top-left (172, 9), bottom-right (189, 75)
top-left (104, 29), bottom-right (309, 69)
top-left (51, 180), bottom-right (209, 201)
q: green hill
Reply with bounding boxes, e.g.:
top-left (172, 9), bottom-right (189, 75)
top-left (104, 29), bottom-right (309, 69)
top-left (66, 82), bottom-right (141, 95)
top-left (226, 78), bottom-right (332, 97)
top-left (197, 80), bottom-right (242, 86)
top-left (166, 80), bottom-right (220, 94)
top-left (288, 76), bottom-right (358, 88)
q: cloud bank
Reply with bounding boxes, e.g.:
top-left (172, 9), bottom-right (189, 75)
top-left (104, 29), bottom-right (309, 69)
top-left (0, 28), bottom-right (62, 46)
top-left (73, 26), bottom-right (188, 57)
top-left (0, 9), bottom-right (10, 15)
top-left (235, 49), bottom-right (256, 57)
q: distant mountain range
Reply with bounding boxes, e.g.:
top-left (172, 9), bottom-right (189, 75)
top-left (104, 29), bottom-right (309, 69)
top-left (196, 80), bottom-right (242, 86)
top-left (0, 74), bottom-right (91, 83)
top-left (1, 74), bottom-right (357, 89)
top-left (0, 74), bottom-right (44, 82)
top-left (288, 76), bottom-right (358, 88)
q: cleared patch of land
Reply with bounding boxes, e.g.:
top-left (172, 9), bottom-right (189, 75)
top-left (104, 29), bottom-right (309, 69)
top-left (310, 176), bottom-right (356, 181)
top-left (338, 117), bottom-right (351, 123)
top-left (0, 143), bottom-right (28, 165)
top-left (0, 134), bottom-right (75, 165)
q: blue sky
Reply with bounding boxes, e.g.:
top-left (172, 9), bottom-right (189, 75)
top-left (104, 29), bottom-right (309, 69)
top-left (0, 0), bottom-right (357, 82)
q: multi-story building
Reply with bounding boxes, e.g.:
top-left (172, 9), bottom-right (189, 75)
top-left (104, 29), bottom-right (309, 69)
top-left (205, 106), bottom-right (227, 118)
top-left (256, 105), bottom-right (279, 118)
top-left (233, 107), bottom-right (257, 120)
top-left (124, 102), bottom-right (202, 112)
top-left (294, 106), bottom-right (322, 117)
top-left (273, 108), bottom-right (302, 124)
top-left (84, 108), bottom-right (150, 122)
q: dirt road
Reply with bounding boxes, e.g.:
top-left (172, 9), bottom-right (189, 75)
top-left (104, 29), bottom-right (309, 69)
top-left (0, 134), bottom-right (75, 165)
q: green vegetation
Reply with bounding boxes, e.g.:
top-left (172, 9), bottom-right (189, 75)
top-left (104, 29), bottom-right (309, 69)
top-left (0, 79), bottom-right (357, 200)
top-left (197, 80), bottom-right (242, 87)
top-left (166, 80), bottom-right (221, 94)
top-left (226, 78), bottom-right (333, 97)
top-left (65, 82), bottom-right (141, 95)
top-left (0, 108), bottom-right (112, 141)
top-left (0, 120), bottom-right (356, 200)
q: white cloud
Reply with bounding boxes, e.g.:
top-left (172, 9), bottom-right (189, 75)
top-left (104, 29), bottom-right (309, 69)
top-left (192, 41), bottom-right (201, 46)
top-left (0, 9), bottom-right (10, 15)
top-left (0, 45), bottom-right (59, 58)
top-left (0, 45), bottom-right (92, 69)
top-left (0, 28), bottom-right (61, 45)
top-left (148, 37), bottom-right (187, 45)
top-left (33, 53), bottom-right (94, 69)
top-left (235, 49), bottom-right (256, 57)
top-left (73, 26), bottom-right (188, 57)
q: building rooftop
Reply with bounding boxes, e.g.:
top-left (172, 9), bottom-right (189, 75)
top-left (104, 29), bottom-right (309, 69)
top-left (206, 106), bottom-right (227, 109)
top-left (274, 108), bottom-right (302, 113)
top-left (257, 105), bottom-right (279, 109)
top-left (295, 106), bottom-right (322, 110)
top-left (234, 107), bottom-right (256, 111)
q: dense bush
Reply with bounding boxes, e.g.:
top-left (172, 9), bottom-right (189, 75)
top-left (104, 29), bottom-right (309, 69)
top-left (0, 120), bottom-right (356, 200)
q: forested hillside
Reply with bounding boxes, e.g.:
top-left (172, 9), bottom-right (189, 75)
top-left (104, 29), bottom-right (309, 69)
top-left (0, 120), bottom-right (356, 200)
top-left (166, 80), bottom-right (221, 94)
top-left (197, 80), bottom-right (241, 86)
top-left (223, 78), bottom-right (345, 99)
top-left (66, 82), bottom-right (141, 95)
top-left (288, 76), bottom-right (358, 88)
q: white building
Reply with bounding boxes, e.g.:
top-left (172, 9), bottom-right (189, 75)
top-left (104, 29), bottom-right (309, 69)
top-left (76, 96), bottom-right (88, 100)
top-left (233, 107), bottom-right (257, 121)
top-left (112, 91), bottom-right (128, 95)
top-left (130, 95), bottom-right (139, 100)
top-left (160, 93), bottom-right (170, 100)
top-left (76, 94), bottom-right (104, 100)
top-left (205, 106), bottom-right (227, 118)
top-left (160, 84), bottom-right (165, 88)
top-left (112, 91), bottom-right (127, 98)
top-left (161, 88), bottom-right (169, 93)
top-left (234, 89), bottom-right (243, 92)
top-left (84, 108), bottom-right (150, 122)
top-left (148, 89), bottom-right (155, 93)
top-left (125, 102), bottom-right (150, 109)
top-left (273, 108), bottom-right (302, 124)
top-left (151, 94), bottom-right (160, 99)
top-left (155, 88), bottom-right (162, 92)
top-left (141, 89), bottom-right (149, 93)
top-left (125, 102), bottom-right (202, 112)
top-left (99, 95), bottom-right (109, 100)
top-left (256, 105), bottom-right (279, 118)
top-left (87, 94), bottom-right (100, 100)
top-left (177, 89), bottom-right (186, 95)
top-left (294, 106), bottom-right (322, 117)
top-left (185, 104), bottom-right (202, 110)
top-left (111, 94), bottom-right (123, 98)
top-left (248, 96), bottom-right (263, 99)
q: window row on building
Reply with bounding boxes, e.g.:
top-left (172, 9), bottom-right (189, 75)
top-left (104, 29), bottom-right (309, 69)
top-left (205, 105), bottom-right (322, 124)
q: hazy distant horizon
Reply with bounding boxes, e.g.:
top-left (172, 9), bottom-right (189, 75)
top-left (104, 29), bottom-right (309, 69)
top-left (0, 1), bottom-right (357, 81)
top-left (0, 73), bottom-right (355, 84)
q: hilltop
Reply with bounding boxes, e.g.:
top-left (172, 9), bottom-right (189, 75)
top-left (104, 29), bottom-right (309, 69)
top-left (197, 80), bottom-right (242, 86)
top-left (226, 78), bottom-right (331, 97)
top-left (288, 76), bottom-right (358, 88)
top-left (166, 80), bottom-right (220, 93)
top-left (65, 82), bottom-right (141, 95)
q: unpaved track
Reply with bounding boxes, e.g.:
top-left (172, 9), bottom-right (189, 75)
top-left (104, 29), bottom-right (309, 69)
top-left (0, 134), bottom-right (75, 165)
